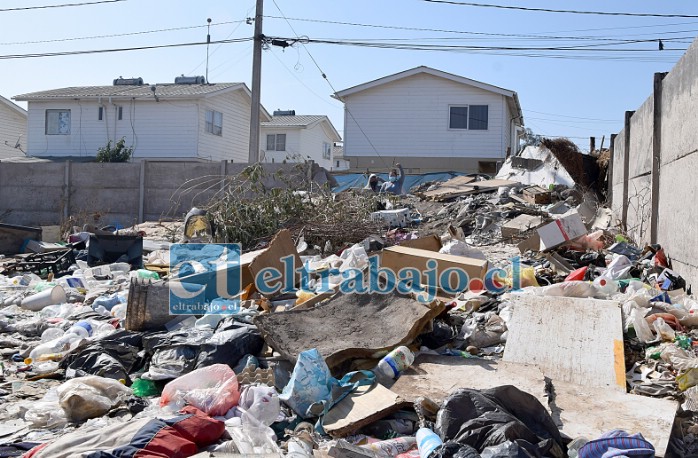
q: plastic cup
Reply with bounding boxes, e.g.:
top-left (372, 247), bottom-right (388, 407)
top-left (20, 285), bottom-right (66, 311)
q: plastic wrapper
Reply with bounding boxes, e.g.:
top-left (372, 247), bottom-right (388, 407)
top-left (651, 317), bottom-right (676, 341)
top-left (160, 363), bottom-right (240, 416)
top-left (539, 281), bottom-right (597, 298)
top-left (56, 375), bottom-right (132, 422)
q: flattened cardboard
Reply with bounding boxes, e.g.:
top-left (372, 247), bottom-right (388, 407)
top-left (323, 383), bottom-right (404, 437)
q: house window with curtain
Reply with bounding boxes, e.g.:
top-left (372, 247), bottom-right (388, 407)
top-left (266, 134), bottom-right (286, 151)
top-left (45, 109), bottom-right (71, 135)
top-left (449, 105), bottom-right (489, 130)
top-left (205, 109), bottom-right (223, 136)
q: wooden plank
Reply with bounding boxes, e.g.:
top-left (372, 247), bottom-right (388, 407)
top-left (420, 176), bottom-right (476, 199)
top-left (390, 355), bottom-right (549, 409)
top-left (323, 383), bottom-right (404, 438)
top-left (553, 380), bottom-right (677, 457)
top-left (503, 295), bottom-right (626, 391)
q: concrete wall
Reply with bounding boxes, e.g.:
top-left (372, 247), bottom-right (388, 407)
top-left (0, 161), bottom-right (313, 228)
top-left (611, 37), bottom-right (698, 286)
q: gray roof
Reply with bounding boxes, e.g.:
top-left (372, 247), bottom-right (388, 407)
top-left (261, 115), bottom-right (328, 128)
top-left (14, 83), bottom-right (245, 101)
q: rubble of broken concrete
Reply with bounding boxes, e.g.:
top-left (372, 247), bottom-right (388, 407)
top-left (0, 159), bottom-right (695, 458)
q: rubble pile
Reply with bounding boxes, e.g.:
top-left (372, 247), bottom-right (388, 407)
top-left (0, 162), bottom-right (696, 458)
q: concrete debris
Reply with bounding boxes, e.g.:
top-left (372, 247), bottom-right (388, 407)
top-left (0, 160), bottom-right (694, 458)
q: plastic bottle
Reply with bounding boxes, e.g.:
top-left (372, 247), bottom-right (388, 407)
top-left (416, 427), bottom-right (443, 458)
top-left (593, 276), bottom-right (619, 296)
top-left (67, 321), bottom-right (92, 338)
top-left (374, 346), bottom-right (415, 381)
top-left (40, 327), bottom-right (65, 342)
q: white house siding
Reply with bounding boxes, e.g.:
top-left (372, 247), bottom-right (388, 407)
top-left (26, 100), bottom-right (199, 158)
top-left (0, 102), bottom-right (26, 159)
top-left (503, 96), bottom-right (512, 157)
top-left (197, 89), bottom-right (251, 162)
top-left (260, 129), bottom-right (301, 164)
top-left (298, 123), bottom-right (333, 170)
top-left (343, 73), bottom-right (506, 160)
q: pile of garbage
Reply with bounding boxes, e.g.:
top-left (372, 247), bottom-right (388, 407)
top-left (0, 166), bottom-right (695, 458)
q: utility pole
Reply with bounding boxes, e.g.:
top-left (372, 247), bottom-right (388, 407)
top-left (248, 0), bottom-right (263, 164)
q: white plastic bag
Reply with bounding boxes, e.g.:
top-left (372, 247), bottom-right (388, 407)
top-left (238, 385), bottom-right (280, 426)
top-left (160, 364), bottom-right (240, 416)
top-left (56, 375), bottom-right (132, 422)
top-left (438, 240), bottom-right (487, 260)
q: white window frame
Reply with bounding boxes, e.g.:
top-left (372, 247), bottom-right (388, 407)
top-left (322, 142), bottom-right (331, 160)
top-left (45, 109), bottom-right (71, 135)
top-left (205, 109), bottom-right (223, 136)
top-left (448, 104), bottom-right (489, 131)
top-left (266, 133), bottom-right (286, 151)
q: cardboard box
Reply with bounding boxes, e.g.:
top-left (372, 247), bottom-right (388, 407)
top-left (399, 234), bottom-right (442, 252)
top-left (522, 185), bottom-right (552, 205)
top-left (536, 211), bottom-right (587, 251)
top-left (380, 245), bottom-right (488, 295)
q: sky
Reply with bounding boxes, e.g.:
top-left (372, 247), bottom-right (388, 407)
top-left (0, 0), bottom-right (696, 152)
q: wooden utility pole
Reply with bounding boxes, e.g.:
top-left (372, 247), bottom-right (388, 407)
top-left (248, 0), bottom-right (264, 164)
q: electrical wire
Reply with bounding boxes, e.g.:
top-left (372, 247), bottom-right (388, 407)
top-left (420, 1), bottom-right (698, 19)
top-left (0, 20), bottom-right (243, 46)
top-left (270, 0), bottom-right (389, 167)
top-left (0, 37), bottom-right (252, 60)
top-left (0, 0), bottom-right (125, 13)
top-left (264, 15), bottom-right (698, 42)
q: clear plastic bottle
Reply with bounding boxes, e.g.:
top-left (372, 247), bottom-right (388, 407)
top-left (374, 346), bottom-right (415, 382)
top-left (416, 427), bottom-right (443, 458)
top-left (67, 321), bottom-right (92, 338)
top-left (40, 327), bottom-right (65, 342)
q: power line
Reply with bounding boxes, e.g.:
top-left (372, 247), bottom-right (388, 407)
top-left (420, 1), bottom-right (698, 18)
top-left (265, 15), bottom-right (698, 42)
top-left (0, 21), bottom-right (243, 46)
top-left (0, 37), bottom-right (252, 60)
top-left (0, 0), bottom-right (125, 13)
top-left (270, 0), bottom-right (389, 167)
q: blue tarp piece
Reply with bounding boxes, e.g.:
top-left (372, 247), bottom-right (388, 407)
top-left (332, 171), bottom-right (466, 193)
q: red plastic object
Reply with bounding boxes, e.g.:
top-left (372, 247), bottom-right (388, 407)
top-left (565, 266), bottom-right (588, 282)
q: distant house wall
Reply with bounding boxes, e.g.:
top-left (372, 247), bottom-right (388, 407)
top-left (298, 123), bottom-right (334, 170)
top-left (197, 89), bottom-right (251, 162)
top-left (0, 100), bottom-right (26, 160)
top-left (342, 73), bottom-right (507, 165)
top-left (26, 100), bottom-right (199, 158)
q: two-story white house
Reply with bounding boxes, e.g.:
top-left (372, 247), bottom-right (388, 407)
top-left (260, 111), bottom-right (341, 170)
top-left (334, 66), bottom-right (524, 174)
top-left (13, 77), bottom-right (271, 162)
top-left (0, 95), bottom-right (27, 160)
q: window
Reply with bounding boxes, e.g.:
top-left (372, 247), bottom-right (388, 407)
top-left (469, 105), bottom-right (489, 130)
top-left (117, 106), bottom-right (123, 121)
top-left (205, 109), bottom-right (223, 136)
top-left (322, 142), bottom-right (331, 160)
top-left (98, 106), bottom-right (104, 121)
top-left (449, 105), bottom-right (489, 130)
top-left (266, 134), bottom-right (286, 151)
top-left (45, 109), bottom-right (71, 135)
top-left (449, 106), bottom-right (469, 129)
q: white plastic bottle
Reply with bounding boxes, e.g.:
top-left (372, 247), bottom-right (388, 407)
top-left (416, 427), bottom-right (443, 458)
top-left (374, 346), bottom-right (415, 382)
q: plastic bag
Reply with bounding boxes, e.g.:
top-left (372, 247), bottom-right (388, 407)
top-left (439, 241), bottom-right (487, 260)
top-left (23, 388), bottom-right (68, 428)
top-left (652, 317), bottom-right (676, 341)
top-left (280, 349), bottom-right (334, 419)
top-left (540, 281), bottom-right (597, 298)
top-left (238, 385), bottom-right (280, 426)
top-left (56, 375), bottom-right (132, 422)
top-left (160, 363), bottom-right (240, 416)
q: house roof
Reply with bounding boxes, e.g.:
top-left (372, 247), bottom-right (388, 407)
top-left (0, 94), bottom-right (27, 118)
top-left (334, 66), bottom-right (523, 125)
top-left (14, 81), bottom-right (272, 122)
top-left (262, 115), bottom-right (341, 141)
